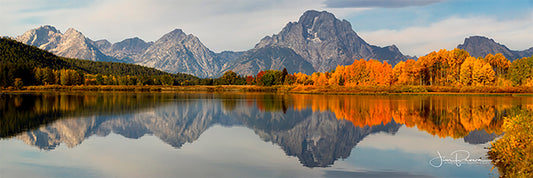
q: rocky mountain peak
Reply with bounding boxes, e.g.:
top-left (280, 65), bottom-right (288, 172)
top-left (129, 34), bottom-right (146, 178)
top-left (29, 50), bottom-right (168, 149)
top-left (94, 39), bottom-right (112, 50)
top-left (99, 37), bottom-right (153, 63)
top-left (138, 29), bottom-right (222, 77)
top-left (64, 28), bottom-right (83, 37)
top-left (15, 25), bottom-right (114, 62)
top-left (159, 29), bottom-right (188, 41)
top-left (112, 37), bottom-right (151, 52)
top-left (253, 10), bottom-right (405, 73)
top-left (15, 25), bottom-right (62, 50)
top-left (298, 10), bottom-right (343, 40)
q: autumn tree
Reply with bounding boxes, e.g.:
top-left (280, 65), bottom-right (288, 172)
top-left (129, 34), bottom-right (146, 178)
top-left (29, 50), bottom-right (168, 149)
top-left (484, 53), bottom-right (511, 77)
top-left (472, 60), bottom-right (495, 86)
top-left (312, 72), bottom-right (329, 86)
top-left (447, 49), bottom-right (469, 85)
top-left (460, 57), bottom-right (476, 86)
top-left (245, 76), bottom-right (255, 85)
top-left (294, 72), bottom-right (312, 85)
top-left (460, 57), bottom-right (495, 86)
top-left (329, 65), bottom-right (345, 86)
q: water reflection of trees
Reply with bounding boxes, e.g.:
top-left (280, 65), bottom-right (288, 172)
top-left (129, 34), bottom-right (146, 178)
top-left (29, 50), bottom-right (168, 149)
top-left (0, 93), bottom-right (183, 138)
top-left (245, 94), bottom-right (532, 138)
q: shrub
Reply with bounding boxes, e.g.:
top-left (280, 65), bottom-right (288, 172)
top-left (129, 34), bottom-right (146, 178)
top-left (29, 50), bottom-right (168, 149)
top-left (488, 110), bottom-right (533, 177)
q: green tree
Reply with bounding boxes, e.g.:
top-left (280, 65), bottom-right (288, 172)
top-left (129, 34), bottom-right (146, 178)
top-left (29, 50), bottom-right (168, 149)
top-left (161, 75), bottom-right (174, 86)
top-left (43, 68), bottom-right (55, 85)
top-left (509, 56), bottom-right (533, 86)
top-left (60, 70), bottom-right (71, 86)
top-left (261, 72), bottom-right (275, 86)
top-left (220, 70), bottom-right (238, 85)
top-left (34, 68), bottom-right (44, 85)
top-left (96, 74), bottom-right (104, 85)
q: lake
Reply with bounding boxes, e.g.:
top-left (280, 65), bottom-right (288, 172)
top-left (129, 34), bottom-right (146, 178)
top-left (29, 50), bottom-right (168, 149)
top-left (1, 92), bottom-right (532, 177)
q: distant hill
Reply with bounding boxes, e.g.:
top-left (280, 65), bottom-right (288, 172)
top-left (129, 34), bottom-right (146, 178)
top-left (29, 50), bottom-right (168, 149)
top-left (0, 37), bottom-right (198, 79)
top-left (457, 36), bottom-right (533, 61)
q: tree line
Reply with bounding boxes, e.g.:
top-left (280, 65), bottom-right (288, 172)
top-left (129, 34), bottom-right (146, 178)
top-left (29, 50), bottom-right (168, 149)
top-left (213, 49), bottom-right (532, 88)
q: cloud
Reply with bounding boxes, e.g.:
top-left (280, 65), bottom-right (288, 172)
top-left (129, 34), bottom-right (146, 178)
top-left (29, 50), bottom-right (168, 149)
top-left (324, 0), bottom-right (446, 8)
top-left (358, 14), bottom-right (533, 56)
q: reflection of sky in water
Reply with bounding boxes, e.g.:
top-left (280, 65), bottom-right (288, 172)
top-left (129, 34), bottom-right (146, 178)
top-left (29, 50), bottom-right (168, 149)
top-left (1, 125), bottom-right (498, 177)
top-left (334, 126), bottom-right (497, 178)
top-left (1, 126), bottom-right (321, 177)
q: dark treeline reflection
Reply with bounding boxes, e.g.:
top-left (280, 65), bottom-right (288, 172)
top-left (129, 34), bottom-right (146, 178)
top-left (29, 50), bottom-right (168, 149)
top-left (0, 92), bottom-right (199, 138)
top-left (1, 92), bottom-right (532, 167)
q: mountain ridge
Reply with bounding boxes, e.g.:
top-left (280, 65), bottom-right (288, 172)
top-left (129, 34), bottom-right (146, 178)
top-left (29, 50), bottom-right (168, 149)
top-left (457, 36), bottom-right (533, 61)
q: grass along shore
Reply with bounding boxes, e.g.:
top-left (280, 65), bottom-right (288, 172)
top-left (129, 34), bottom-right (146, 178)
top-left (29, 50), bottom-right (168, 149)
top-left (2, 84), bottom-right (533, 96)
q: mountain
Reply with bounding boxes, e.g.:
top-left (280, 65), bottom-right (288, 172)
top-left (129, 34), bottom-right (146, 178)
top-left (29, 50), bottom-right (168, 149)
top-left (97, 37), bottom-right (153, 63)
top-left (15, 25), bottom-right (116, 62)
top-left (221, 46), bottom-right (315, 76)
top-left (138, 29), bottom-right (223, 78)
top-left (244, 10), bottom-right (406, 73)
top-left (457, 36), bottom-right (533, 61)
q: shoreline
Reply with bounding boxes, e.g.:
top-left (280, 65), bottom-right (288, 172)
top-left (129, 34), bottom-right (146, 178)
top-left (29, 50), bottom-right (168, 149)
top-left (1, 85), bottom-right (533, 96)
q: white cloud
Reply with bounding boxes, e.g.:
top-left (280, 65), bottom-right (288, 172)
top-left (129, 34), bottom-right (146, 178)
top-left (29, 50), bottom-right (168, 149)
top-left (359, 14), bottom-right (533, 57)
top-left (324, 0), bottom-right (447, 8)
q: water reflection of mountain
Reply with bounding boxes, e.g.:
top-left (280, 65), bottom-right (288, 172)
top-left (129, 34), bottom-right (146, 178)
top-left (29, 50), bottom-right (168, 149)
top-left (15, 98), bottom-right (236, 149)
top-left (234, 108), bottom-right (401, 167)
top-left (3, 93), bottom-right (531, 168)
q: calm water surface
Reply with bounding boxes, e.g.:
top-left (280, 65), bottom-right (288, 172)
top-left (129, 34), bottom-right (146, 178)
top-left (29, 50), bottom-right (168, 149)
top-left (1, 92), bottom-right (532, 177)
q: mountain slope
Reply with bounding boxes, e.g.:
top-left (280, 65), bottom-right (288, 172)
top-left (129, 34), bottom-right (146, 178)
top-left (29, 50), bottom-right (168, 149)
top-left (138, 29), bottom-right (223, 78)
top-left (15, 25), bottom-right (116, 62)
top-left (253, 10), bottom-right (406, 73)
top-left (457, 36), bottom-right (533, 61)
top-left (222, 46), bottom-right (315, 76)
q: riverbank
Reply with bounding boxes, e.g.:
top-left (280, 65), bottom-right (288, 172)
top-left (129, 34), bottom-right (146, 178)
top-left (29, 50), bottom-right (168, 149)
top-left (2, 85), bottom-right (533, 96)
top-left (1, 85), bottom-right (290, 93)
top-left (288, 85), bottom-right (533, 96)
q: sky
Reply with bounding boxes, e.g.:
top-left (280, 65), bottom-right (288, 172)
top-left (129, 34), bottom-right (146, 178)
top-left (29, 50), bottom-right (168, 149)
top-left (1, 0), bottom-right (533, 56)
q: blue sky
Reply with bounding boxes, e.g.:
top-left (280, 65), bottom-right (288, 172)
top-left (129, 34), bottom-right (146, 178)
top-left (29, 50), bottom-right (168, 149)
top-left (1, 0), bottom-right (532, 56)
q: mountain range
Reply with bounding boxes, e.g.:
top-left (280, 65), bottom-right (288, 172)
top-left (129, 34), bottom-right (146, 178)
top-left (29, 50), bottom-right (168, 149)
top-left (11, 10), bottom-right (533, 78)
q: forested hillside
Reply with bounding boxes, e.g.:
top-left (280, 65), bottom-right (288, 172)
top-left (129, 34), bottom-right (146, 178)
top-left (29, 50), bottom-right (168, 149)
top-left (0, 38), bottom-right (198, 87)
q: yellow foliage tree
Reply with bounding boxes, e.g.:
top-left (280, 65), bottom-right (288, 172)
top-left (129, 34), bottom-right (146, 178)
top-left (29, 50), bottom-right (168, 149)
top-left (460, 57), bottom-right (476, 86)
